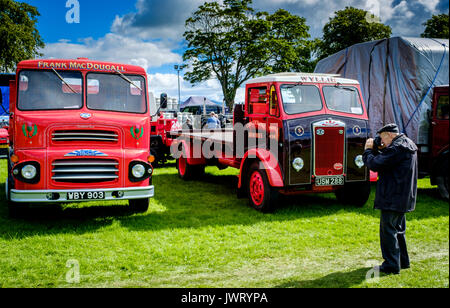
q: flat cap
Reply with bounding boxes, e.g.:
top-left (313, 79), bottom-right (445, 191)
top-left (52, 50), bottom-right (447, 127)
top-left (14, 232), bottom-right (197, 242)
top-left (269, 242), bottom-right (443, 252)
top-left (377, 123), bottom-right (399, 134)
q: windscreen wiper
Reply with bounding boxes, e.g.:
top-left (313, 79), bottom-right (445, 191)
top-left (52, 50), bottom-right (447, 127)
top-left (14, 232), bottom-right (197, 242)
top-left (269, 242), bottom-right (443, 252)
top-left (114, 69), bottom-right (143, 92)
top-left (51, 68), bottom-right (77, 94)
top-left (335, 85), bottom-right (356, 92)
top-left (283, 82), bottom-right (304, 89)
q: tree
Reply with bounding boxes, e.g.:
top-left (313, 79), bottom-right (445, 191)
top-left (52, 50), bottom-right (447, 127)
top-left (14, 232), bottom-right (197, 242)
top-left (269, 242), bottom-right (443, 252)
top-left (183, 0), bottom-right (313, 108)
top-left (262, 9), bottom-right (317, 74)
top-left (318, 6), bottom-right (391, 60)
top-left (0, 0), bottom-right (44, 72)
top-left (421, 14), bottom-right (449, 39)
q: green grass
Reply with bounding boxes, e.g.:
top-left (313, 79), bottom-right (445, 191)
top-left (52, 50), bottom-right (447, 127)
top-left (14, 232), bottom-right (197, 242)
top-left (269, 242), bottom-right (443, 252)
top-left (0, 160), bottom-right (448, 288)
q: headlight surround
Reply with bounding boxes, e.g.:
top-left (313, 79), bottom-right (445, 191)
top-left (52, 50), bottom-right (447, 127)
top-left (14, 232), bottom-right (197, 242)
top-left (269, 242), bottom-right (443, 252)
top-left (355, 155), bottom-right (365, 168)
top-left (132, 164), bottom-right (146, 178)
top-left (129, 161), bottom-right (153, 182)
top-left (13, 161), bottom-right (40, 184)
top-left (292, 157), bottom-right (304, 172)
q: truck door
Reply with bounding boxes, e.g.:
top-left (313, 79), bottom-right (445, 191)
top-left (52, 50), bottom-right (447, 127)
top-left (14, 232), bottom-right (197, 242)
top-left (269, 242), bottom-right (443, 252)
top-left (431, 87), bottom-right (449, 158)
top-left (246, 86), bottom-right (268, 150)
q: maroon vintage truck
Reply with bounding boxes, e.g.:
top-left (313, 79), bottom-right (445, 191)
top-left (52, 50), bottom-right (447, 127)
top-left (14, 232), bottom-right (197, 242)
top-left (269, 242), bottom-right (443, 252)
top-left (420, 85), bottom-right (449, 199)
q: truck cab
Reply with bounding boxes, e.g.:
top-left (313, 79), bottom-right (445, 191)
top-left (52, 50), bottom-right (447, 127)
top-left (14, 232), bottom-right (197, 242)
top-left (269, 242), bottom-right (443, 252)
top-left (172, 73), bottom-right (371, 212)
top-left (426, 85), bottom-right (449, 199)
top-left (6, 59), bottom-right (154, 214)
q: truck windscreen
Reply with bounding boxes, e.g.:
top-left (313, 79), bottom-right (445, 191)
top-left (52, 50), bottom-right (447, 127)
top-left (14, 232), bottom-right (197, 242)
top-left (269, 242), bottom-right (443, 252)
top-left (323, 86), bottom-right (363, 115)
top-left (280, 84), bottom-right (323, 114)
top-left (18, 70), bottom-right (83, 111)
top-left (87, 73), bottom-right (146, 114)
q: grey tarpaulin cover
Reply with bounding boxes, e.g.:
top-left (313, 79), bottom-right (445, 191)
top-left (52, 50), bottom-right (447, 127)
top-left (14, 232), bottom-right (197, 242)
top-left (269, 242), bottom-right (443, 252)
top-left (314, 37), bottom-right (449, 145)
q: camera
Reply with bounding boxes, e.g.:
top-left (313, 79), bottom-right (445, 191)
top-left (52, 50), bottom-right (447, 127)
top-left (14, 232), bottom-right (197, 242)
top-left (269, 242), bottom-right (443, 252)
top-left (373, 136), bottom-right (383, 150)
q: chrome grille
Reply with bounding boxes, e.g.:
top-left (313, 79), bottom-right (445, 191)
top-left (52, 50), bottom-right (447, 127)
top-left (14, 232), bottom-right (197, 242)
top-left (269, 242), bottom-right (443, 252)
top-left (52, 130), bottom-right (118, 142)
top-left (52, 159), bottom-right (119, 183)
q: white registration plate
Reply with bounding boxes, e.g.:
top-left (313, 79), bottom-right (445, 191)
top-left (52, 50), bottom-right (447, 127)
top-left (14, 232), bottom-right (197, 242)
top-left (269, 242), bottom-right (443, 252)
top-left (315, 176), bottom-right (344, 186)
top-left (67, 191), bottom-right (105, 200)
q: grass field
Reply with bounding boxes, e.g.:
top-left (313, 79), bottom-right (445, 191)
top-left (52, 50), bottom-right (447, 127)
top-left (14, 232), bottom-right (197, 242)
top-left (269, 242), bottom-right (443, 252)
top-left (0, 159), bottom-right (448, 288)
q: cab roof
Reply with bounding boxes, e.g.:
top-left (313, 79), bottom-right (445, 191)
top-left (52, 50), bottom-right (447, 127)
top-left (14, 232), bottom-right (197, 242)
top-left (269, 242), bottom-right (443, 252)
top-left (246, 72), bottom-right (360, 85)
top-left (17, 58), bottom-right (147, 75)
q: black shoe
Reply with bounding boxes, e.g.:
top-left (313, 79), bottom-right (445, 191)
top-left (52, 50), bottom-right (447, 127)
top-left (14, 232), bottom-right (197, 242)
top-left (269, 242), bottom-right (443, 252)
top-left (401, 264), bottom-right (410, 270)
top-left (378, 265), bottom-right (400, 275)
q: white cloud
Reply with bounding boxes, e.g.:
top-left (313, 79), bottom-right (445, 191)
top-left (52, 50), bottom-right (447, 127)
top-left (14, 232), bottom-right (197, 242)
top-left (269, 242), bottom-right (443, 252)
top-left (148, 73), bottom-right (245, 104)
top-left (42, 33), bottom-right (182, 71)
top-left (111, 0), bottom-right (209, 41)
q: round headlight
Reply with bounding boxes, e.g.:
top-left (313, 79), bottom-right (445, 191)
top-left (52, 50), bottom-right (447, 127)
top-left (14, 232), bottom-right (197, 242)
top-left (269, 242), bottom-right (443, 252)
top-left (292, 157), bottom-right (304, 172)
top-left (132, 164), bottom-right (146, 178)
top-left (21, 164), bottom-right (37, 180)
top-left (355, 155), bottom-right (364, 168)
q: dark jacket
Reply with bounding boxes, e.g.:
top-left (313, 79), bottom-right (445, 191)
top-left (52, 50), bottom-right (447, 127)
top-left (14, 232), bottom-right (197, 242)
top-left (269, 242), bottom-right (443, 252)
top-left (363, 134), bottom-right (418, 213)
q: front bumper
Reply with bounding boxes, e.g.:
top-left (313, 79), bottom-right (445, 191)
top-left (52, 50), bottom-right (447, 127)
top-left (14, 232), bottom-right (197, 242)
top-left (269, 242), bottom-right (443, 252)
top-left (10, 186), bottom-right (154, 203)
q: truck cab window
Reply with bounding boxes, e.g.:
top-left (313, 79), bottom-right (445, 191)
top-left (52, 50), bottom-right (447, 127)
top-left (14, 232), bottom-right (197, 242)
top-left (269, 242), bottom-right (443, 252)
top-left (323, 86), bottom-right (363, 115)
top-left (248, 87), bottom-right (267, 115)
top-left (18, 70), bottom-right (83, 111)
top-left (280, 84), bottom-right (322, 115)
top-left (269, 85), bottom-right (280, 117)
top-left (437, 95), bottom-right (449, 120)
top-left (87, 73), bottom-right (146, 114)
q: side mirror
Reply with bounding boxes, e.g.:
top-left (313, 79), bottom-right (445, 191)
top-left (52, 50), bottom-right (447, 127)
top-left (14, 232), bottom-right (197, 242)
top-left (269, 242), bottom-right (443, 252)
top-left (160, 93), bottom-right (168, 109)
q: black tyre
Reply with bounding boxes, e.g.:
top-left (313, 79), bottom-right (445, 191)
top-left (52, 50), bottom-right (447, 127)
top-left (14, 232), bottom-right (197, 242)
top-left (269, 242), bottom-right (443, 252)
top-left (436, 158), bottom-right (449, 200)
top-left (5, 167), bottom-right (21, 218)
top-left (129, 198), bottom-right (149, 213)
top-left (335, 180), bottom-right (371, 207)
top-left (247, 162), bottom-right (278, 213)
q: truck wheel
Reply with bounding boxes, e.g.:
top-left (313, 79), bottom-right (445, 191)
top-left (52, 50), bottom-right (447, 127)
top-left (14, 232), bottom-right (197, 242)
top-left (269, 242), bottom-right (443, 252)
top-left (6, 177), bottom-right (27, 218)
top-left (177, 156), bottom-right (205, 180)
top-left (335, 180), bottom-right (371, 207)
top-left (5, 167), bottom-right (20, 217)
top-left (129, 198), bottom-right (149, 213)
top-left (247, 162), bottom-right (278, 213)
top-left (436, 158), bottom-right (449, 200)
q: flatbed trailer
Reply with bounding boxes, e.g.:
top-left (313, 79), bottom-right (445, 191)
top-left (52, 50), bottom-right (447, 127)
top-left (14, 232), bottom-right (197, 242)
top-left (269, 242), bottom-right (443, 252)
top-left (170, 73), bottom-right (372, 212)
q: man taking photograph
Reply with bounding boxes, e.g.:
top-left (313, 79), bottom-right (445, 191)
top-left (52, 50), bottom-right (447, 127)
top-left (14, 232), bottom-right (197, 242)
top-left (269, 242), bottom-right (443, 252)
top-left (363, 124), bottom-right (418, 275)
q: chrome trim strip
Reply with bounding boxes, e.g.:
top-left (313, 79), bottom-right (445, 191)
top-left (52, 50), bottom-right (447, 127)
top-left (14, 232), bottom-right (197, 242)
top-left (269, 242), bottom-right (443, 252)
top-left (53, 137), bottom-right (118, 141)
top-left (10, 186), bottom-right (154, 203)
top-left (52, 174), bottom-right (119, 180)
top-left (52, 167), bottom-right (119, 173)
top-left (52, 160), bottom-right (118, 166)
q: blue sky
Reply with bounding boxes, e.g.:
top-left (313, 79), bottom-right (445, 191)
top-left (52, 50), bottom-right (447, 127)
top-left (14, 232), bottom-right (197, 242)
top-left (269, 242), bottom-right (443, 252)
top-left (21, 0), bottom-right (449, 103)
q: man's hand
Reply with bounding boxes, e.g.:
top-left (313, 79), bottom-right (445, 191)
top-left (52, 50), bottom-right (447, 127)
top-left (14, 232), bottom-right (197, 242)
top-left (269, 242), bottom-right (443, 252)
top-left (365, 138), bottom-right (374, 150)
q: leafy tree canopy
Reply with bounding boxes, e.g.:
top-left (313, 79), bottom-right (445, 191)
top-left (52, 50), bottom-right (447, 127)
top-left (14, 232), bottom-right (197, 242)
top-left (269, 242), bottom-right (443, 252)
top-left (421, 13), bottom-right (449, 39)
top-left (0, 0), bottom-right (44, 73)
top-left (183, 0), bottom-right (314, 107)
top-left (318, 6), bottom-right (391, 59)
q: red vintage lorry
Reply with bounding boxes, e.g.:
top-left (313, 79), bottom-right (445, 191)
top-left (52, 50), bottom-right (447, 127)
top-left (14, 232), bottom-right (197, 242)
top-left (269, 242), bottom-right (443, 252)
top-left (170, 73), bottom-right (371, 212)
top-left (150, 112), bottom-right (179, 165)
top-left (0, 125), bottom-right (8, 159)
top-left (6, 58), bottom-right (155, 214)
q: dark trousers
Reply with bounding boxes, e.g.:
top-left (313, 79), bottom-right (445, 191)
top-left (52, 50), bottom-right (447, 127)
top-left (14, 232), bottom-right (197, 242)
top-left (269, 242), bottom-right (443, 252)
top-left (380, 210), bottom-right (410, 271)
